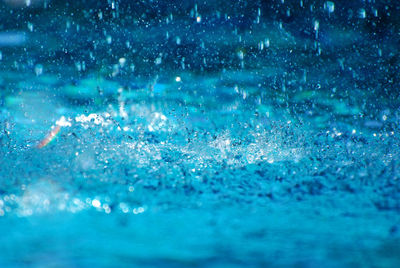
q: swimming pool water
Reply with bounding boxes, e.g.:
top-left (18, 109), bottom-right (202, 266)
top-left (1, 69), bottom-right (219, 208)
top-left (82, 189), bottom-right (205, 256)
top-left (1, 1), bottom-right (400, 267)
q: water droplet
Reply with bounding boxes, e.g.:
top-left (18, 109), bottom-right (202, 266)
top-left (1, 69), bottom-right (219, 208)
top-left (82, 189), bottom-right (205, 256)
top-left (92, 199), bottom-right (101, 208)
top-left (155, 56), bottom-right (162, 65)
top-left (34, 64), bottom-right (43, 76)
top-left (237, 50), bottom-right (244, 60)
top-left (324, 1), bottom-right (335, 13)
top-left (27, 22), bottom-right (34, 32)
top-left (359, 8), bottom-right (366, 19)
top-left (119, 57), bottom-right (126, 67)
top-left (314, 20), bottom-right (319, 31)
top-left (106, 35), bottom-right (112, 44)
top-left (258, 41), bottom-right (264, 50)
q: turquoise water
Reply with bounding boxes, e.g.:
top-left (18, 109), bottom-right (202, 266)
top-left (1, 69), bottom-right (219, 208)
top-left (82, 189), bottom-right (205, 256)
top-left (1, 1), bottom-right (400, 267)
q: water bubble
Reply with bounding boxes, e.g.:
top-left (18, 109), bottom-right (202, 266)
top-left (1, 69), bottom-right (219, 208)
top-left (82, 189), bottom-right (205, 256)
top-left (119, 202), bottom-right (129, 213)
top-left (104, 205), bottom-right (111, 214)
top-left (133, 207), bottom-right (145, 214)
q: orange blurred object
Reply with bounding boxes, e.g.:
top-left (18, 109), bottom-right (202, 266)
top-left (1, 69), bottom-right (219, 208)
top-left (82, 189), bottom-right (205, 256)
top-left (37, 125), bottom-right (61, 149)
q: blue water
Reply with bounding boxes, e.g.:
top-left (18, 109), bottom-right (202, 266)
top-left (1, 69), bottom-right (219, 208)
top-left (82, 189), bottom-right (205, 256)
top-left (1, 1), bottom-right (400, 267)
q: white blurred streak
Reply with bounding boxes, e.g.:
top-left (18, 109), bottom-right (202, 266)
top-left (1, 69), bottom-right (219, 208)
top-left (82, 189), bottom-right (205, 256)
top-left (2, 0), bottom-right (46, 8)
top-left (0, 32), bottom-right (26, 47)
